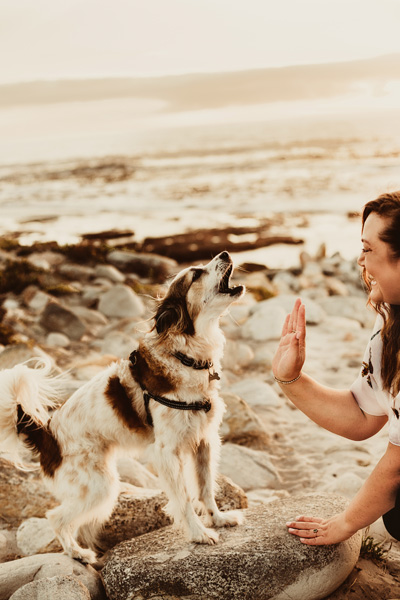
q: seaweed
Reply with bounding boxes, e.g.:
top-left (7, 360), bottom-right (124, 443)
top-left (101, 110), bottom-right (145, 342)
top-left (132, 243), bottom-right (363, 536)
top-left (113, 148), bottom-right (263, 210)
top-left (0, 260), bottom-right (45, 295)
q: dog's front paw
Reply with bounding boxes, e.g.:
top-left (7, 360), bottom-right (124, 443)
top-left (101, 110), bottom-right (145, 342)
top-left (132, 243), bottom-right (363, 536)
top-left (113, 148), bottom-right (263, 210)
top-left (190, 526), bottom-right (219, 545)
top-left (212, 509), bottom-right (244, 528)
top-left (68, 547), bottom-right (99, 565)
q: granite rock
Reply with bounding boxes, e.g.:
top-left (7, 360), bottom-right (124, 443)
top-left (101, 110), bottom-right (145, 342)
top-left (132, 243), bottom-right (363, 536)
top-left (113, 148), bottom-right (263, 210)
top-left (102, 495), bottom-right (361, 600)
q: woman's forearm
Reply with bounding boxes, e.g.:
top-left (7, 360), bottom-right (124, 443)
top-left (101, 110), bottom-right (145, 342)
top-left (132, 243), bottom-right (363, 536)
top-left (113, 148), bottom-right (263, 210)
top-left (344, 442), bottom-right (400, 530)
top-left (277, 372), bottom-right (385, 440)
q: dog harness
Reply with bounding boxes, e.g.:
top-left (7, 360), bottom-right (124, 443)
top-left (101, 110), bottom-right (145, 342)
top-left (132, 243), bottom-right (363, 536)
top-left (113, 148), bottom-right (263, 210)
top-left (129, 350), bottom-right (213, 427)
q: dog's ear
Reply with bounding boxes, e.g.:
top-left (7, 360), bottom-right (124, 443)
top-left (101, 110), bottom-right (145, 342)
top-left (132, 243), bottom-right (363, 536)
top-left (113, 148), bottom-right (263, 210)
top-left (154, 298), bottom-right (194, 336)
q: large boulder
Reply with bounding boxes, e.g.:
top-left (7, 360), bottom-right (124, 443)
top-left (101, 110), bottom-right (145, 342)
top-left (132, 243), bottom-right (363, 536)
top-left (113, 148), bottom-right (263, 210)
top-left (101, 475), bottom-right (247, 550)
top-left (102, 495), bottom-right (361, 600)
top-left (9, 576), bottom-right (90, 600)
top-left (0, 554), bottom-right (106, 600)
top-left (0, 459), bottom-right (57, 527)
top-left (219, 443), bottom-right (281, 491)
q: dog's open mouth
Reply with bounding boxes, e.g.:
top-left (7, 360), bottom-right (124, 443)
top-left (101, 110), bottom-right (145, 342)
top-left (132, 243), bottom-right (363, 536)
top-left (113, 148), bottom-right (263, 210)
top-left (218, 264), bottom-right (244, 296)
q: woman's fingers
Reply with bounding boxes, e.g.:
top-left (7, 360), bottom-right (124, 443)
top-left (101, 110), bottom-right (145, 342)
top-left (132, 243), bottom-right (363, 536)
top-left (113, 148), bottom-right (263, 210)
top-left (296, 303), bottom-right (306, 342)
top-left (288, 298), bottom-right (301, 334)
top-left (281, 313), bottom-right (290, 337)
top-left (286, 516), bottom-right (326, 541)
top-left (294, 515), bottom-right (324, 523)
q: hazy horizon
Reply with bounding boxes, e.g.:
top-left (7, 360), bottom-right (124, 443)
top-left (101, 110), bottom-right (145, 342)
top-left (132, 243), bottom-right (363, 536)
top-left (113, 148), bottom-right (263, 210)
top-left (2, 52), bottom-right (400, 112)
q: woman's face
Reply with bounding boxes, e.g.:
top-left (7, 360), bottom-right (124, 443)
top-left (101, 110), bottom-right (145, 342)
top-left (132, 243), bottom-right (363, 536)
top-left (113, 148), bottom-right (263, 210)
top-left (357, 212), bottom-right (400, 305)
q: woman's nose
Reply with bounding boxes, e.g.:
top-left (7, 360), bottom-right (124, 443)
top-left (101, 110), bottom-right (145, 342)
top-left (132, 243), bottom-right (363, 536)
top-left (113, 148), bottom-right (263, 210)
top-left (357, 252), bottom-right (365, 267)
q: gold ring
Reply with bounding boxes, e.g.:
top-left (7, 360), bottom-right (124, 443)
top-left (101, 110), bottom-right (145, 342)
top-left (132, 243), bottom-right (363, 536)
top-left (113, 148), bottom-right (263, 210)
top-left (313, 528), bottom-right (318, 534)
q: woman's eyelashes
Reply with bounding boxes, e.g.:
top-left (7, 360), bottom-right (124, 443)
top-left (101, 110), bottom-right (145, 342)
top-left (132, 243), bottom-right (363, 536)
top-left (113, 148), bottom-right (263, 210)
top-left (362, 248), bottom-right (371, 253)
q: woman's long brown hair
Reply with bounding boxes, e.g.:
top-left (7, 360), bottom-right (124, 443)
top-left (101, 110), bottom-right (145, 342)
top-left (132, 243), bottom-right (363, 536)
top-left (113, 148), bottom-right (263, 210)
top-left (362, 192), bottom-right (400, 396)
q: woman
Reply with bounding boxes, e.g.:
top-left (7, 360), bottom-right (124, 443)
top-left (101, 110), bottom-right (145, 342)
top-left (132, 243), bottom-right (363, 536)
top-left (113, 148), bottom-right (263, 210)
top-left (272, 192), bottom-right (400, 545)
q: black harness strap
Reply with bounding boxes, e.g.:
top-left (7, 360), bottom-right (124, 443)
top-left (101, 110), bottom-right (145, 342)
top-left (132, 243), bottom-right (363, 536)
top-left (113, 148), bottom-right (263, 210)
top-left (143, 390), bottom-right (211, 427)
top-left (129, 349), bottom-right (212, 428)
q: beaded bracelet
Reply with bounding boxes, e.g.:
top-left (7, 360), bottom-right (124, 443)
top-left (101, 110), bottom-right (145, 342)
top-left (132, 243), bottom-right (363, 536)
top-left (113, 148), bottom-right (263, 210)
top-left (273, 373), bottom-right (302, 385)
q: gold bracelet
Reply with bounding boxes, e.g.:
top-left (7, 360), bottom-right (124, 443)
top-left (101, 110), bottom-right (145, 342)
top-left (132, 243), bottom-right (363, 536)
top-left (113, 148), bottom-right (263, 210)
top-left (273, 373), bottom-right (302, 385)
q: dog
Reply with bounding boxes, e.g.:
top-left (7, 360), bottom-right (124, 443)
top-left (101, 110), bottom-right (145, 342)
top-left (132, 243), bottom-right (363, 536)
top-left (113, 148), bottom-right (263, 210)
top-left (0, 251), bottom-right (245, 565)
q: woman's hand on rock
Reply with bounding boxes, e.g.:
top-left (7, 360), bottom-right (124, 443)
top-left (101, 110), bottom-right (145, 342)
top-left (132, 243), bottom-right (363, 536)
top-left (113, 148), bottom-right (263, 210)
top-left (286, 513), bottom-right (357, 545)
top-left (272, 298), bottom-right (306, 382)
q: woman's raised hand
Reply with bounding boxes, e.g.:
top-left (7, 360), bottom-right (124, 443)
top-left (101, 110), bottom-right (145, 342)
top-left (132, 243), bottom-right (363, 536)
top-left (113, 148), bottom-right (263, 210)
top-left (272, 298), bottom-right (306, 383)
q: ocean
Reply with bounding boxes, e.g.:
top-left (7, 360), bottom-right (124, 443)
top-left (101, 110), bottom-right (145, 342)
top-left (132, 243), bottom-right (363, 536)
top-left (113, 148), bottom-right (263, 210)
top-left (1, 97), bottom-right (399, 268)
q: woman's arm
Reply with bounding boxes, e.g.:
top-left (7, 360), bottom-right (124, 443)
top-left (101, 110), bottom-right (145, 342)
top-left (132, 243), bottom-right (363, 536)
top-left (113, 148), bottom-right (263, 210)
top-left (287, 442), bottom-right (400, 545)
top-left (272, 299), bottom-right (387, 440)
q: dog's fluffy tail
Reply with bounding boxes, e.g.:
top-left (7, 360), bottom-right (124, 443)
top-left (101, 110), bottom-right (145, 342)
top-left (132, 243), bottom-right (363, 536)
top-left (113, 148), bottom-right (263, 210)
top-left (0, 357), bottom-right (62, 469)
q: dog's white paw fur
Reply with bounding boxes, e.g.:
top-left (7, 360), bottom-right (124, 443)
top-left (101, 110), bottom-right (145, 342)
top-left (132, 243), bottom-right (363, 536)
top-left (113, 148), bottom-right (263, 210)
top-left (211, 509), bottom-right (244, 528)
top-left (69, 547), bottom-right (98, 565)
top-left (190, 526), bottom-right (219, 545)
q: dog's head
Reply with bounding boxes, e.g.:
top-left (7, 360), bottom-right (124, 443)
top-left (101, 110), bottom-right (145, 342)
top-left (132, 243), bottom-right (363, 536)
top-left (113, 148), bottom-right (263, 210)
top-left (154, 251), bottom-right (245, 336)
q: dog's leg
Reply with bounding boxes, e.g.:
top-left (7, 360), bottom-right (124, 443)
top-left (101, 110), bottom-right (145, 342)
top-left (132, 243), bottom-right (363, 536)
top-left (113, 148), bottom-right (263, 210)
top-left (153, 440), bottom-right (219, 544)
top-left (47, 505), bottom-right (99, 565)
top-left (47, 461), bottom-right (120, 565)
top-left (195, 436), bottom-right (244, 529)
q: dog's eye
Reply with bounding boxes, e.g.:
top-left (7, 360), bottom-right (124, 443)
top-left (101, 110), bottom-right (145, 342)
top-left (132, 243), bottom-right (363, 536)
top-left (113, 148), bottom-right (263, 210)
top-left (192, 269), bottom-right (204, 282)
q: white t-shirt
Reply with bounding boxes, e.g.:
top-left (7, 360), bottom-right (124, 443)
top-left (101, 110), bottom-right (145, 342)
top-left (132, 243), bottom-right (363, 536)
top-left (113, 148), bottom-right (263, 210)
top-left (350, 315), bottom-right (400, 446)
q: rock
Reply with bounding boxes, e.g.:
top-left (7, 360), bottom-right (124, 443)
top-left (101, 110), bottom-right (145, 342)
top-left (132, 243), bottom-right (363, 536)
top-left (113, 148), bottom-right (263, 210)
top-left (0, 534), bottom-right (7, 563)
top-left (102, 475), bottom-right (246, 550)
top-left (9, 575), bottom-right (91, 600)
top-left (219, 443), bottom-right (281, 491)
top-left (102, 495), bottom-right (361, 600)
top-left (39, 303), bottom-right (86, 341)
top-left (26, 251), bottom-right (65, 270)
top-left (324, 276), bottom-right (349, 296)
top-left (250, 345), bottom-right (274, 369)
top-left (107, 251), bottom-right (177, 282)
top-left (241, 304), bottom-right (287, 341)
top-left (58, 263), bottom-right (95, 281)
top-left (94, 264), bottom-right (125, 283)
top-left (316, 296), bottom-right (375, 327)
top-left (97, 331), bottom-right (137, 358)
top-left (46, 332), bottom-right (70, 348)
top-left (16, 518), bottom-right (60, 556)
top-left (116, 457), bottom-right (160, 489)
top-left (220, 392), bottom-right (271, 450)
top-left (68, 354), bottom-right (118, 381)
top-left (228, 379), bottom-right (281, 409)
top-left (261, 294), bottom-right (326, 325)
top-left (215, 473), bottom-right (248, 511)
top-left (0, 530), bottom-right (19, 563)
top-left (272, 271), bottom-right (301, 294)
top-left (100, 488), bottom-right (172, 550)
top-left (0, 344), bottom-right (52, 370)
top-left (0, 553), bottom-right (106, 600)
top-left (22, 287), bottom-right (52, 313)
top-left (70, 306), bottom-right (109, 328)
top-left (221, 339), bottom-right (254, 371)
top-left (0, 458), bottom-right (57, 527)
top-left (97, 284), bottom-right (145, 318)
top-left (323, 472), bottom-right (364, 498)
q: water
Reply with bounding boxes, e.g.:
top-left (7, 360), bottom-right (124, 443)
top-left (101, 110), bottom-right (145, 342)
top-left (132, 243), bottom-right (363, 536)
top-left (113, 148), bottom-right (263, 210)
top-left (1, 98), bottom-right (399, 268)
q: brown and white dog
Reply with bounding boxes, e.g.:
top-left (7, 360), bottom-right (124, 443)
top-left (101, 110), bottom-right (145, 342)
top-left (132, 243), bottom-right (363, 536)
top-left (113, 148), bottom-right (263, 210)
top-left (0, 251), bottom-right (245, 565)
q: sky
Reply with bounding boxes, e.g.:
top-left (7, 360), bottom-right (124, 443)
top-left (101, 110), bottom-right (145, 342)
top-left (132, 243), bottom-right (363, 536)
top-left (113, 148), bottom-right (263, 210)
top-left (1, 0), bottom-right (400, 84)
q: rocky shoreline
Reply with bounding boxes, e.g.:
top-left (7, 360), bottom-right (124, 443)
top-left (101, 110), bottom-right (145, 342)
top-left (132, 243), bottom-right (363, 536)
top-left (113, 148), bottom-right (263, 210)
top-left (0, 233), bottom-right (399, 599)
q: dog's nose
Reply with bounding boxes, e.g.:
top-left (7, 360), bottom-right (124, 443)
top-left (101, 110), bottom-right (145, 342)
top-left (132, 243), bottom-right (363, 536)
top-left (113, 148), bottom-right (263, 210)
top-left (219, 251), bottom-right (230, 262)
